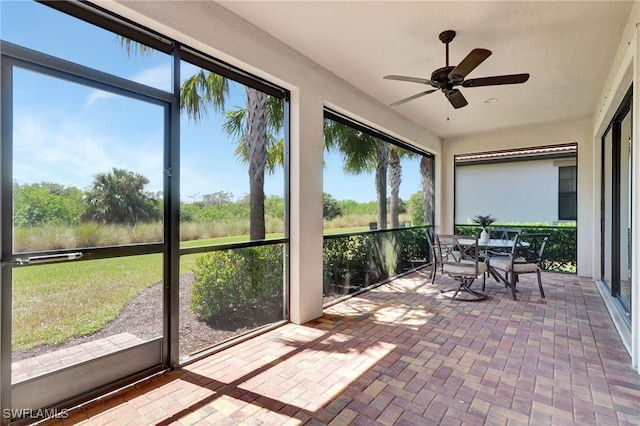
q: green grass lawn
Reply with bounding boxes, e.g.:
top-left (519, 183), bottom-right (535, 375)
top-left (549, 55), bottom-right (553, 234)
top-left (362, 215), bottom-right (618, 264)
top-left (323, 226), bottom-right (368, 235)
top-left (13, 255), bottom-right (163, 350)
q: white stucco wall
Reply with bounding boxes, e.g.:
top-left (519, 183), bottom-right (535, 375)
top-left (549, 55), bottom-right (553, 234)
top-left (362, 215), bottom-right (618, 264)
top-left (455, 159), bottom-right (571, 225)
top-left (100, 0), bottom-right (441, 325)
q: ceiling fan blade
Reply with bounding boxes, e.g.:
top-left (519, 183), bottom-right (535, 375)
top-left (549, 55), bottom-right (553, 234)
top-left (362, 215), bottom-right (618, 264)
top-left (449, 48), bottom-right (492, 81)
top-left (462, 73), bottom-right (530, 87)
top-left (384, 74), bottom-right (436, 86)
top-left (445, 89), bottom-right (468, 109)
top-left (390, 90), bottom-right (437, 107)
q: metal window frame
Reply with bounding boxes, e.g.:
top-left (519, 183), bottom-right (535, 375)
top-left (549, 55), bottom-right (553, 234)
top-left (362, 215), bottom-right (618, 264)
top-left (600, 85), bottom-right (632, 317)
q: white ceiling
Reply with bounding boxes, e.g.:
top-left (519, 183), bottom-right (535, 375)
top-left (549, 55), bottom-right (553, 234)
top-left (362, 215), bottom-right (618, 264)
top-left (218, 1), bottom-right (633, 139)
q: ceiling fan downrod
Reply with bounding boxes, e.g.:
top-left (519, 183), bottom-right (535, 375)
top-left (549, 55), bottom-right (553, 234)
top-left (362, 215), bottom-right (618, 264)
top-left (439, 30), bottom-right (456, 67)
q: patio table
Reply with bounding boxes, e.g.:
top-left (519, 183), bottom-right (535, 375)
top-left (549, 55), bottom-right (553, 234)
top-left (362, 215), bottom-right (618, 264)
top-left (457, 238), bottom-right (522, 285)
top-left (458, 238), bottom-right (516, 250)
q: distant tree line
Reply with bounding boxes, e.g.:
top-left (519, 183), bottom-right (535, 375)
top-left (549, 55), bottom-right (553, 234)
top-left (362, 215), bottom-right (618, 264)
top-left (13, 168), bottom-right (160, 228)
top-left (13, 169), bottom-right (427, 229)
top-left (323, 192), bottom-right (428, 226)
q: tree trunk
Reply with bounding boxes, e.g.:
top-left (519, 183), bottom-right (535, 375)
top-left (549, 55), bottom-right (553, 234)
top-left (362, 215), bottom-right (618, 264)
top-left (420, 156), bottom-right (434, 225)
top-left (376, 142), bottom-right (389, 230)
top-left (389, 147), bottom-right (401, 228)
top-left (246, 87), bottom-right (268, 240)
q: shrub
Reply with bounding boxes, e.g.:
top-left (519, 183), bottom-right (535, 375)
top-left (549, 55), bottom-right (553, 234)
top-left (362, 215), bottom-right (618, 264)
top-left (13, 182), bottom-right (83, 227)
top-left (323, 193), bottom-right (342, 220)
top-left (323, 235), bottom-right (370, 288)
top-left (322, 227), bottom-right (431, 296)
top-left (408, 192), bottom-right (426, 226)
top-left (191, 245), bottom-right (283, 321)
top-left (397, 227), bottom-right (430, 263)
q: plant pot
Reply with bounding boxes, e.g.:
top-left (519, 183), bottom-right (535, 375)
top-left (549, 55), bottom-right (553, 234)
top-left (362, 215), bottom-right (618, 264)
top-left (480, 228), bottom-right (489, 243)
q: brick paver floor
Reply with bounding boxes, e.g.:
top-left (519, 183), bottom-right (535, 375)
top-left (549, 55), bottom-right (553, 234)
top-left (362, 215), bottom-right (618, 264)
top-left (39, 269), bottom-right (640, 425)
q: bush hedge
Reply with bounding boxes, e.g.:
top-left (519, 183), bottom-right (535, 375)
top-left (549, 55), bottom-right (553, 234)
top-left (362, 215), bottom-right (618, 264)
top-left (323, 227), bottom-right (431, 296)
top-left (191, 245), bottom-right (284, 321)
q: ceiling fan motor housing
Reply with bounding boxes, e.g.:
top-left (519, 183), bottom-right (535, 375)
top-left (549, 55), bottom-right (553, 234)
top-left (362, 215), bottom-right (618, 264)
top-left (431, 66), bottom-right (456, 87)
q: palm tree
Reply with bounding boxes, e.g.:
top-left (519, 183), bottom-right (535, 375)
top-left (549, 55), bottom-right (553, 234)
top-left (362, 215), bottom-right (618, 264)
top-left (121, 40), bottom-right (282, 240)
top-left (388, 146), bottom-right (402, 228)
top-left (324, 118), bottom-right (435, 230)
top-left (222, 88), bottom-right (284, 239)
top-left (83, 167), bottom-right (161, 225)
top-left (420, 156), bottom-right (434, 225)
top-left (324, 119), bottom-right (388, 229)
top-left (393, 149), bottom-right (434, 227)
top-left (180, 72), bottom-right (284, 240)
top-left (180, 69), bottom-right (229, 119)
top-left (375, 142), bottom-right (389, 230)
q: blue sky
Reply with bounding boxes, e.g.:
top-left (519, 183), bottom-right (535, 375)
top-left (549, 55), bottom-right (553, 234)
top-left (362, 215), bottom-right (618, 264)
top-left (1, 1), bottom-right (424, 203)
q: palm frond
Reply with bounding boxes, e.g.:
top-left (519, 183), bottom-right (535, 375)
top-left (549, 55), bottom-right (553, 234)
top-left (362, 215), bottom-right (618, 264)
top-left (180, 70), bottom-right (229, 122)
top-left (223, 108), bottom-right (246, 138)
top-left (117, 38), bottom-right (155, 58)
top-left (472, 214), bottom-right (496, 227)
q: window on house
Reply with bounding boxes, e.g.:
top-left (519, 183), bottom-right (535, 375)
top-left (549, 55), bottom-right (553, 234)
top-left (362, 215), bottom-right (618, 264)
top-left (558, 166), bottom-right (577, 220)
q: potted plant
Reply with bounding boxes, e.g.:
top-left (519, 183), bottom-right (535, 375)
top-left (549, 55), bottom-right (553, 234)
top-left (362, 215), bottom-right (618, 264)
top-left (472, 214), bottom-right (496, 243)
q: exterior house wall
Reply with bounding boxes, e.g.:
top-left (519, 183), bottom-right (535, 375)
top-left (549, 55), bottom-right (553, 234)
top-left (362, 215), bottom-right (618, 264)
top-left (441, 119), bottom-right (592, 277)
top-left (104, 1), bottom-right (442, 325)
top-left (455, 158), bottom-right (573, 225)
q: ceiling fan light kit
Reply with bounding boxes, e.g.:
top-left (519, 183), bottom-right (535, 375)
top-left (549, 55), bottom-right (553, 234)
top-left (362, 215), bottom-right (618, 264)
top-left (384, 30), bottom-right (529, 109)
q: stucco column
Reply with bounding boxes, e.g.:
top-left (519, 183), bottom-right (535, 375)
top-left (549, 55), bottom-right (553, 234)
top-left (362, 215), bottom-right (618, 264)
top-left (288, 90), bottom-right (324, 324)
top-left (439, 142), bottom-right (455, 234)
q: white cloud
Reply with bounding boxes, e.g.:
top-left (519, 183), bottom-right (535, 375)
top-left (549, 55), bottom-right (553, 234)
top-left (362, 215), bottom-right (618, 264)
top-left (13, 112), bottom-right (164, 192)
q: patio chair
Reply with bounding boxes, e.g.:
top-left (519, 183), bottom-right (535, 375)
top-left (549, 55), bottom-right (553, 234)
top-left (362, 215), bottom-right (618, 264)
top-left (491, 227), bottom-right (522, 242)
top-left (425, 228), bottom-right (445, 284)
top-left (487, 233), bottom-right (550, 300)
top-left (436, 234), bottom-right (487, 301)
top-left (483, 227), bottom-right (522, 278)
top-left (427, 229), bottom-right (464, 283)
top-left (484, 227), bottom-right (521, 253)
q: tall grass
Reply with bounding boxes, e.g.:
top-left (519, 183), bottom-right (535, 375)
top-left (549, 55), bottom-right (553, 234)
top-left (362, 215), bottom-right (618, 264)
top-left (323, 213), bottom-right (412, 230)
top-left (14, 222), bottom-right (164, 252)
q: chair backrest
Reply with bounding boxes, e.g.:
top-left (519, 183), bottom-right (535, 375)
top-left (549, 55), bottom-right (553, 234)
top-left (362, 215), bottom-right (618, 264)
top-left (492, 227), bottom-right (522, 242)
top-left (511, 233), bottom-right (550, 266)
top-left (436, 234), bottom-right (482, 274)
top-left (425, 228), bottom-right (437, 263)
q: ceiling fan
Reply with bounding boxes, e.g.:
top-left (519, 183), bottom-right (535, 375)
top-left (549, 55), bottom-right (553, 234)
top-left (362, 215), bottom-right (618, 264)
top-left (384, 30), bottom-right (529, 109)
